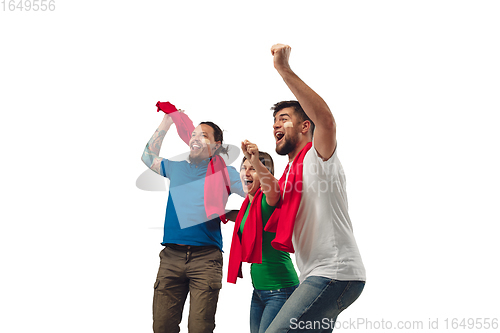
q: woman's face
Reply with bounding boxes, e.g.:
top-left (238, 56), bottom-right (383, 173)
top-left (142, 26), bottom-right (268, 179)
top-left (240, 159), bottom-right (261, 196)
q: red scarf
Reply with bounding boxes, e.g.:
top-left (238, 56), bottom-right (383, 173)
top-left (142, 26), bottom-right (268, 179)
top-left (156, 101), bottom-right (195, 145)
top-left (264, 142), bottom-right (312, 253)
top-left (156, 101), bottom-right (230, 223)
top-left (227, 189), bottom-right (264, 283)
top-left (205, 155), bottom-right (231, 223)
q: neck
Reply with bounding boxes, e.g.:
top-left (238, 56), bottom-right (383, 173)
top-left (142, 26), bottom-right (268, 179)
top-left (248, 193), bottom-right (254, 202)
top-left (189, 157), bottom-right (206, 165)
top-left (288, 139), bottom-right (311, 162)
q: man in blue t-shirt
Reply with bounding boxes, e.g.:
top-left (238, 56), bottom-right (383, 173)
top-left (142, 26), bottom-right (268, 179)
top-left (142, 112), bottom-right (245, 333)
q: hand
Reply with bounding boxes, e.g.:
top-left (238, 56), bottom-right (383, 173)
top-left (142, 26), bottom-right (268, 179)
top-left (271, 43), bottom-right (292, 72)
top-left (241, 140), bottom-right (260, 166)
top-left (161, 112), bottom-right (174, 127)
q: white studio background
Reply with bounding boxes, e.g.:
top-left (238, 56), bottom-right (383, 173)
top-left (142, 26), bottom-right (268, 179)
top-left (1, 1), bottom-right (499, 332)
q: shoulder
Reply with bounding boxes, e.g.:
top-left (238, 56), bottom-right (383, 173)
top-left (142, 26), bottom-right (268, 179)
top-left (226, 164), bottom-right (245, 197)
top-left (307, 140), bottom-right (338, 164)
top-left (301, 141), bottom-right (342, 178)
top-left (227, 165), bottom-right (241, 178)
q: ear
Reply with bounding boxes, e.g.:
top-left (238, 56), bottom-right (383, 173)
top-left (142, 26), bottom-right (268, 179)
top-left (213, 141), bottom-right (222, 151)
top-left (301, 120), bottom-right (311, 135)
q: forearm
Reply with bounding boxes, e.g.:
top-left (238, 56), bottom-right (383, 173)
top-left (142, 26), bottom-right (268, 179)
top-left (278, 68), bottom-right (335, 127)
top-left (277, 59), bottom-right (337, 159)
top-left (142, 129), bottom-right (166, 167)
top-left (141, 118), bottom-right (173, 173)
top-left (254, 162), bottom-right (280, 206)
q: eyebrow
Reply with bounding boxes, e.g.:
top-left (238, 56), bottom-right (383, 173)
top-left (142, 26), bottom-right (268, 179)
top-left (274, 113), bottom-right (291, 120)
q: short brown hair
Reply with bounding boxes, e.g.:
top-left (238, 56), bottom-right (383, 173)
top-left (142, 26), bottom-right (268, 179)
top-left (271, 100), bottom-right (315, 135)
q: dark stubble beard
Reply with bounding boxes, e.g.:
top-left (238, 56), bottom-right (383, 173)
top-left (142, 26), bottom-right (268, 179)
top-left (189, 148), bottom-right (206, 164)
top-left (276, 133), bottom-right (299, 156)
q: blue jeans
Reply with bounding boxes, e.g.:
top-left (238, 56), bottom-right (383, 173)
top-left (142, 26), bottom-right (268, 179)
top-left (250, 285), bottom-right (299, 333)
top-left (265, 277), bottom-right (365, 333)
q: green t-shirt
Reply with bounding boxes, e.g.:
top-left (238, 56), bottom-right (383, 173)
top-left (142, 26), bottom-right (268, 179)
top-left (239, 193), bottom-right (299, 290)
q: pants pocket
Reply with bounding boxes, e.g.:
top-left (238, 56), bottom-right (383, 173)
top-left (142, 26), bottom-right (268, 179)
top-left (204, 280), bottom-right (222, 320)
top-left (337, 281), bottom-right (365, 311)
top-left (209, 281), bottom-right (223, 291)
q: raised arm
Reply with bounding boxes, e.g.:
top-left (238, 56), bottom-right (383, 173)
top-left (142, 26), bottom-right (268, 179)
top-left (241, 140), bottom-right (280, 206)
top-left (271, 43), bottom-right (337, 160)
top-left (141, 113), bottom-right (174, 175)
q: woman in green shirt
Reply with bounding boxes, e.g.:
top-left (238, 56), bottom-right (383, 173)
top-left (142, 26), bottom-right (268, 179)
top-left (238, 141), bottom-right (299, 333)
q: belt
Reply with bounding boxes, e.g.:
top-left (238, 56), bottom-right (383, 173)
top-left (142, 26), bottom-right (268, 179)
top-left (165, 243), bottom-right (219, 252)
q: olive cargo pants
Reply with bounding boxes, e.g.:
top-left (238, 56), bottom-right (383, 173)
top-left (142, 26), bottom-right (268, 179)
top-left (153, 245), bottom-right (223, 333)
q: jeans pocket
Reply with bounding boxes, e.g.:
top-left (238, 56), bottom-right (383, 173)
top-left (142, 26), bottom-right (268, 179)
top-left (337, 281), bottom-right (365, 312)
top-left (285, 284), bottom-right (299, 298)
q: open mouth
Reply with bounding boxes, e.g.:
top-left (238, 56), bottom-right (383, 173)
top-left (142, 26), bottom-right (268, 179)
top-left (190, 142), bottom-right (202, 151)
top-left (244, 179), bottom-right (254, 186)
top-left (275, 132), bottom-right (285, 144)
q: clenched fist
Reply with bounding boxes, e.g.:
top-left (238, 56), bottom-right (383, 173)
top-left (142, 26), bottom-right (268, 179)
top-left (241, 140), bottom-right (260, 167)
top-left (271, 43), bottom-right (292, 72)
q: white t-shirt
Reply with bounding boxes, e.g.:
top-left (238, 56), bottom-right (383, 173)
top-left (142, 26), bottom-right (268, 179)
top-left (289, 143), bottom-right (366, 282)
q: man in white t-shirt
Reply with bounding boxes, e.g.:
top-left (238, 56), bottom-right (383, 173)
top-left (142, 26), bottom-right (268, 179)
top-left (266, 44), bottom-right (366, 333)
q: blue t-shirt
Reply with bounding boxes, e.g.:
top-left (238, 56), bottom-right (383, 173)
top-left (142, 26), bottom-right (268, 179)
top-left (160, 157), bottom-right (244, 250)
